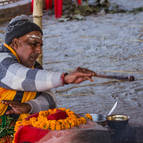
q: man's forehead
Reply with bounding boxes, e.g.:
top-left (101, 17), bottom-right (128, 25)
top-left (26, 34), bottom-right (42, 40)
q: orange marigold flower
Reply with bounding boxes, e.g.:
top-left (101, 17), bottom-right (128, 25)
top-left (85, 113), bottom-right (93, 120)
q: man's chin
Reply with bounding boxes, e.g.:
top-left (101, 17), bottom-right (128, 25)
top-left (29, 62), bottom-right (35, 68)
top-left (23, 62), bottom-right (35, 68)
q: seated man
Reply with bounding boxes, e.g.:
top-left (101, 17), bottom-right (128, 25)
top-left (0, 15), bottom-right (95, 119)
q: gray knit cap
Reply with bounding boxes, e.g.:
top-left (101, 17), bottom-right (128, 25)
top-left (5, 15), bottom-right (43, 45)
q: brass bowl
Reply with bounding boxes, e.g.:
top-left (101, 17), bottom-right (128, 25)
top-left (106, 114), bottom-right (129, 129)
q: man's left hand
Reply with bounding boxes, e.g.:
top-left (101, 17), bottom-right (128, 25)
top-left (1, 100), bottom-right (31, 115)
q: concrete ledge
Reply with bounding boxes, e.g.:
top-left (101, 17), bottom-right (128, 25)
top-left (0, 0), bottom-right (31, 23)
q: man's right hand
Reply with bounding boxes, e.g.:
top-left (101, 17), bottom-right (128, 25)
top-left (63, 67), bottom-right (96, 84)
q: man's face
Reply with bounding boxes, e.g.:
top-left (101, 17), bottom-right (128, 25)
top-left (12, 31), bottom-right (43, 68)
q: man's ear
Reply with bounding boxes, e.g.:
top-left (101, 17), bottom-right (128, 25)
top-left (11, 38), bottom-right (19, 50)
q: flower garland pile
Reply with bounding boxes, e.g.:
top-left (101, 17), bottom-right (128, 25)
top-left (14, 108), bottom-right (93, 132)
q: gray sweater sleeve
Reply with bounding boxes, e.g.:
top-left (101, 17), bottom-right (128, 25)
top-left (0, 54), bottom-right (63, 91)
top-left (26, 92), bottom-right (56, 113)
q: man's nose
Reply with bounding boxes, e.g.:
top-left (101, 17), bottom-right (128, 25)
top-left (36, 46), bottom-right (42, 54)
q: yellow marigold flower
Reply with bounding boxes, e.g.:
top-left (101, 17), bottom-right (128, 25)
top-left (44, 121), bottom-right (50, 129)
top-left (65, 123), bottom-right (70, 129)
top-left (50, 125), bottom-right (56, 130)
top-left (23, 121), bottom-right (31, 126)
top-left (58, 120), bottom-right (65, 129)
top-left (30, 117), bottom-right (37, 123)
top-left (66, 111), bottom-right (74, 115)
top-left (18, 113), bottom-right (29, 121)
top-left (49, 120), bottom-right (56, 129)
top-left (48, 109), bottom-right (52, 114)
top-left (85, 113), bottom-right (92, 120)
top-left (67, 119), bottom-right (72, 124)
top-left (36, 125), bottom-right (42, 129)
top-left (53, 108), bottom-right (57, 112)
top-left (66, 109), bottom-right (71, 112)
top-left (55, 122), bottom-right (61, 130)
top-left (15, 121), bottom-right (22, 125)
top-left (56, 125), bottom-right (61, 130)
top-left (72, 119), bottom-right (77, 126)
top-left (70, 115), bottom-right (77, 118)
top-left (60, 123), bottom-right (65, 129)
top-left (76, 119), bottom-right (81, 126)
top-left (14, 125), bottom-right (22, 132)
top-left (80, 117), bottom-right (87, 124)
top-left (58, 119), bottom-right (63, 123)
top-left (39, 122), bottom-right (47, 129)
top-left (40, 117), bottom-right (47, 122)
top-left (58, 107), bottom-right (66, 111)
top-left (50, 120), bottom-right (56, 124)
top-left (32, 121), bottom-right (41, 128)
top-left (70, 122), bottom-right (75, 128)
top-left (39, 111), bottom-right (47, 116)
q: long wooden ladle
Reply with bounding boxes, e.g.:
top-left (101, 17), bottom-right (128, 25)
top-left (76, 67), bottom-right (135, 81)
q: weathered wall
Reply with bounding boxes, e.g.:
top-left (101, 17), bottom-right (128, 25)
top-left (0, 0), bottom-right (31, 23)
top-left (63, 0), bottom-right (72, 5)
top-left (0, 0), bottom-right (72, 23)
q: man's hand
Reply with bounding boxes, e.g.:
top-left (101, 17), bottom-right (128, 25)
top-left (1, 100), bottom-right (31, 115)
top-left (63, 67), bottom-right (96, 84)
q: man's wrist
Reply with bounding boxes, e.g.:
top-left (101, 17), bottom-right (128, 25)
top-left (25, 103), bottom-right (32, 113)
top-left (61, 72), bottom-right (69, 85)
top-left (25, 102), bottom-right (33, 113)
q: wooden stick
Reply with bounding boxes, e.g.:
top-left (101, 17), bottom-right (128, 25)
top-left (76, 67), bottom-right (135, 81)
top-left (95, 74), bottom-right (135, 81)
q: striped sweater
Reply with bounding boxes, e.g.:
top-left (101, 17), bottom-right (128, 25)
top-left (0, 44), bottom-right (63, 114)
top-left (0, 45), bottom-right (63, 91)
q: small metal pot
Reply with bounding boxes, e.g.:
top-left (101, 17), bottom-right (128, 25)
top-left (90, 113), bottom-right (106, 123)
top-left (106, 114), bottom-right (129, 129)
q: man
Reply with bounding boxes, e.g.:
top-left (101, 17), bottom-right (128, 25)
top-left (0, 15), bottom-right (95, 118)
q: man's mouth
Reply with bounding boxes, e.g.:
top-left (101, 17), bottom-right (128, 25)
top-left (30, 55), bottom-right (38, 62)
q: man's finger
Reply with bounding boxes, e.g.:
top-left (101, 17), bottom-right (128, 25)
top-left (1, 100), bottom-right (19, 105)
top-left (76, 67), bottom-right (96, 75)
top-left (8, 104), bottom-right (16, 108)
top-left (6, 109), bottom-right (15, 115)
top-left (74, 77), bottom-right (85, 84)
top-left (1, 100), bottom-right (11, 105)
top-left (86, 77), bottom-right (94, 82)
top-left (76, 72), bottom-right (93, 77)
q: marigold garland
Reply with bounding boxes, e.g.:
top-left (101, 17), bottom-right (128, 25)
top-left (14, 108), bottom-right (93, 133)
top-left (13, 108), bottom-right (93, 143)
